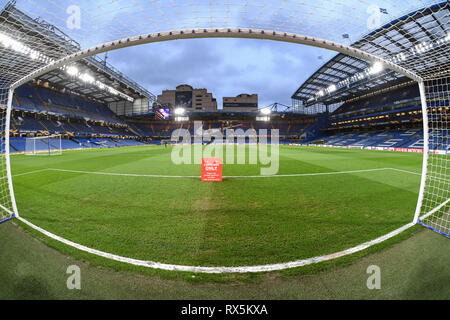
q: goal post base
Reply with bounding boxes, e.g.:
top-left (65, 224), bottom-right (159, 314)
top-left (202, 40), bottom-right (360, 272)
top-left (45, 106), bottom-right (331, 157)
top-left (417, 219), bottom-right (450, 238)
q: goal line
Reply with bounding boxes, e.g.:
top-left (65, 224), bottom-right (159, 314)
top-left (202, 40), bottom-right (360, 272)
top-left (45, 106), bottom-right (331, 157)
top-left (15, 214), bottom-right (415, 273)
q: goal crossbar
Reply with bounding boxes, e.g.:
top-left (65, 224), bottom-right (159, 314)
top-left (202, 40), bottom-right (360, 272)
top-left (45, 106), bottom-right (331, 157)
top-left (24, 134), bottom-right (63, 156)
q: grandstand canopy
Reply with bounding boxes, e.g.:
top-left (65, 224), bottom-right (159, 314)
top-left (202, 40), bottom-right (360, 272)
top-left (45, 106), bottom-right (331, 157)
top-left (0, 0), bottom-right (448, 111)
top-left (292, 2), bottom-right (450, 107)
top-left (0, 3), bottom-right (155, 104)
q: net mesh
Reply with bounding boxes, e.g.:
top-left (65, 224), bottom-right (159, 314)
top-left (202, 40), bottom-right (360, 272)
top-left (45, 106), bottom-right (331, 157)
top-left (420, 77), bottom-right (449, 236)
top-left (0, 0), bottom-right (448, 235)
top-left (24, 134), bottom-right (62, 155)
top-left (0, 88), bottom-right (13, 221)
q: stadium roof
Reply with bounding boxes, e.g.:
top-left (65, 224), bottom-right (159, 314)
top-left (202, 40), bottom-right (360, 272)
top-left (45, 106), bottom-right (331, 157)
top-left (0, 3), bottom-right (156, 104)
top-left (292, 2), bottom-right (450, 107)
top-left (0, 0), bottom-right (448, 109)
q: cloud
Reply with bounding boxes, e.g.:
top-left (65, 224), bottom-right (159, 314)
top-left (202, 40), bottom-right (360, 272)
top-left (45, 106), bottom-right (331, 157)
top-left (107, 37), bottom-right (334, 108)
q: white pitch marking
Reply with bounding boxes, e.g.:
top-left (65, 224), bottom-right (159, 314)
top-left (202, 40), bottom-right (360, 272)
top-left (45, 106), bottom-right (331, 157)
top-left (11, 167), bottom-right (421, 179)
top-left (16, 215), bottom-right (414, 273)
top-left (387, 168), bottom-right (421, 176)
top-left (44, 167), bottom-right (405, 178)
top-left (420, 198), bottom-right (450, 221)
top-left (12, 169), bottom-right (52, 177)
top-left (47, 168), bottom-right (199, 178)
top-left (11, 166), bottom-right (420, 273)
top-left (225, 168), bottom-right (391, 178)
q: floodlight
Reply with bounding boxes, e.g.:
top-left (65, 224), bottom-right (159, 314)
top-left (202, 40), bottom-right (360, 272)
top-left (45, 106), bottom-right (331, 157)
top-left (328, 84), bottom-right (337, 93)
top-left (369, 61), bottom-right (383, 75)
top-left (29, 51), bottom-right (38, 60)
top-left (174, 107), bottom-right (185, 115)
top-left (80, 73), bottom-right (94, 83)
top-left (66, 66), bottom-right (78, 76)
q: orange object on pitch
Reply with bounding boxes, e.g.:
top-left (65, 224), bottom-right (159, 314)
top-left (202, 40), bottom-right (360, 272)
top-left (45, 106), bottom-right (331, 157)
top-left (201, 158), bottom-right (222, 181)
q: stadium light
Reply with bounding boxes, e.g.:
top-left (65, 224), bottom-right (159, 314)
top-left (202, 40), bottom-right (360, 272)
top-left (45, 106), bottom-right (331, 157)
top-left (80, 73), bottom-right (95, 84)
top-left (108, 87), bottom-right (119, 95)
top-left (260, 108), bottom-right (271, 115)
top-left (327, 84), bottom-right (337, 93)
top-left (0, 31), bottom-right (134, 102)
top-left (0, 31), bottom-right (54, 65)
top-left (369, 61), bottom-right (384, 75)
top-left (29, 51), bottom-right (38, 60)
top-left (174, 107), bottom-right (185, 115)
top-left (66, 66), bottom-right (79, 76)
top-left (63, 65), bottom-right (133, 101)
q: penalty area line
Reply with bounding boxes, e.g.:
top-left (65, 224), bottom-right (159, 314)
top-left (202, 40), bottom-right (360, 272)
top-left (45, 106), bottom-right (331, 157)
top-left (42, 167), bottom-right (407, 178)
top-left (8, 167), bottom-right (421, 180)
top-left (47, 168), bottom-right (199, 178)
top-left (11, 169), bottom-right (52, 177)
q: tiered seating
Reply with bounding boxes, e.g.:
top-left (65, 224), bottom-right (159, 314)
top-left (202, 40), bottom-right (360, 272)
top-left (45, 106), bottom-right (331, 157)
top-left (7, 137), bottom-right (147, 153)
top-left (118, 120), bottom-right (313, 139)
top-left (11, 115), bottom-right (46, 132)
top-left (9, 137), bottom-right (26, 152)
top-left (13, 84), bottom-right (125, 125)
top-left (308, 129), bottom-right (435, 150)
top-left (333, 85), bottom-right (420, 116)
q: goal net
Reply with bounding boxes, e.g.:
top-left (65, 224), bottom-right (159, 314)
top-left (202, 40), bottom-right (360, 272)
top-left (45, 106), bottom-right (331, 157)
top-left (416, 78), bottom-right (450, 237)
top-left (0, 0), bottom-right (448, 237)
top-left (24, 135), bottom-right (62, 156)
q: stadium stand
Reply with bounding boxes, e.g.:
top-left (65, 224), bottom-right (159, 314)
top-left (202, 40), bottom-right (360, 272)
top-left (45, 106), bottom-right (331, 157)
top-left (294, 81), bottom-right (448, 151)
top-left (7, 44), bottom-right (446, 155)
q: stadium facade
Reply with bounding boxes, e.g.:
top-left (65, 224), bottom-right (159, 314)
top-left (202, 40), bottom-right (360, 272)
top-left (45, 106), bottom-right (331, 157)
top-left (156, 84), bottom-right (218, 112)
top-left (223, 93), bottom-right (258, 111)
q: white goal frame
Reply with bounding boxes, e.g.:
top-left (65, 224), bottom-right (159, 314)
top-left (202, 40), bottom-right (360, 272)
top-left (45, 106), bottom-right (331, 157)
top-left (0, 2), bottom-right (448, 272)
top-left (24, 134), bottom-right (62, 156)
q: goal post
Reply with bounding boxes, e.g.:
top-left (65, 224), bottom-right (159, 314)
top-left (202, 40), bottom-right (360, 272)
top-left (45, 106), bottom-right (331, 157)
top-left (415, 77), bottom-right (450, 237)
top-left (0, 0), bottom-right (447, 239)
top-left (24, 134), bottom-right (62, 156)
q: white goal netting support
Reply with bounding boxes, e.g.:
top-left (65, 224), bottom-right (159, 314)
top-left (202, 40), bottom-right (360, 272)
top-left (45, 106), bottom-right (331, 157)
top-left (415, 78), bottom-right (449, 236)
top-left (0, 0), bottom-right (448, 239)
top-left (0, 87), bottom-right (15, 223)
top-left (24, 134), bottom-right (62, 156)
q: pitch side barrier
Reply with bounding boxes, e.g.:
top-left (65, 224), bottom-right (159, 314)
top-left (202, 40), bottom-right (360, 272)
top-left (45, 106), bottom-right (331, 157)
top-left (6, 141), bottom-right (152, 155)
top-left (290, 143), bottom-right (449, 155)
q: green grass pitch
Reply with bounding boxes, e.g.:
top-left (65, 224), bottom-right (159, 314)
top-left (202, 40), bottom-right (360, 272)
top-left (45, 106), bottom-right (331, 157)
top-left (11, 145), bottom-right (423, 268)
